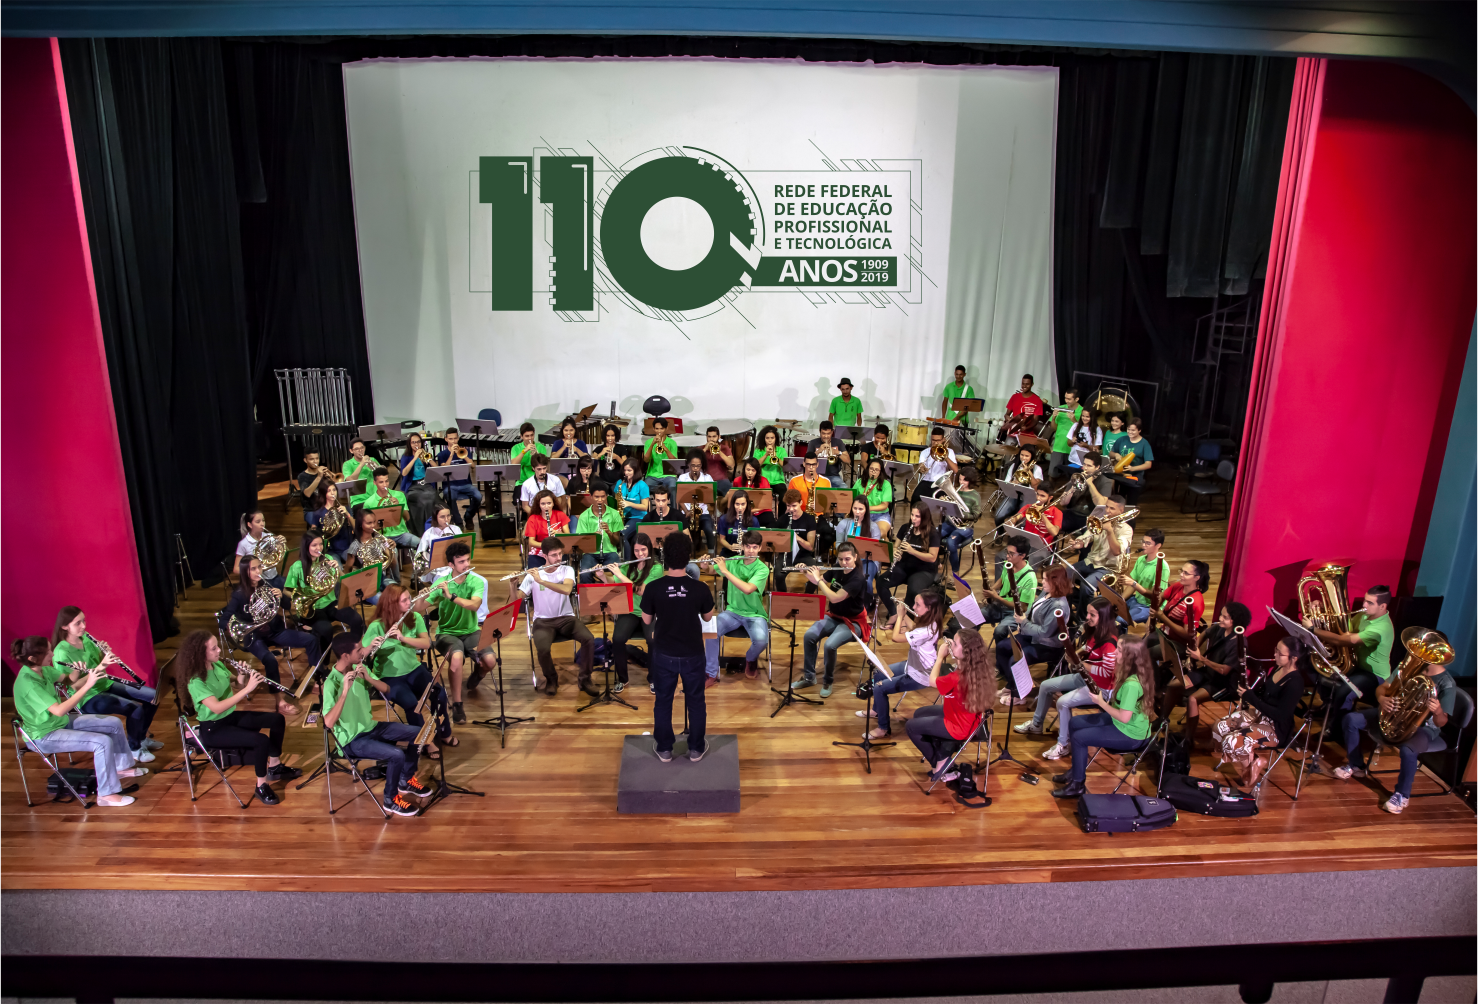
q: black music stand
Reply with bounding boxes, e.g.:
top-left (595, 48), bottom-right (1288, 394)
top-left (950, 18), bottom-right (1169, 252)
top-left (990, 641), bottom-right (1034, 770)
top-left (419, 651), bottom-right (485, 812)
top-left (467, 598), bottom-right (533, 747)
top-left (832, 634), bottom-right (896, 773)
top-left (769, 592), bottom-right (826, 717)
top-left (576, 582), bottom-right (638, 712)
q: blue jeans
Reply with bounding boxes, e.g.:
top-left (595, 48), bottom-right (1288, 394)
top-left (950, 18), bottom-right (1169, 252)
top-left (1342, 708), bottom-right (1439, 799)
top-left (342, 721), bottom-right (422, 803)
top-left (391, 530), bottom-right (422, 549)
top-left (25, 715), bottom-right (132, 796)
top-left (1126, 596), bottom-right (1152, 623)
top-left (650, 651), bottom-right (707, 755)
top-left (1028, 673), bottom-right (1113, 747)
top-left (80, 682), bottom-right (158, 751)
top-left (445, 479), bottom-right (483, 514)
top-left (579, 551), bottom-right (622, 584)
top-left (941, 524), bottom-right (974, 573)
top-left (246, 629), bottom-right (320, 685)
top-left (645, 476), bottom-right (676, 500)
top-left (802, 615), bottom-right (855, 684)
top-left (872, 662), bottom-right (928, 731)
top-left (381, 665), bottom-right (449, 742)
top-left (621, 517), bottom-right (645, 559)
top-left (704, 611), bottom-right (769, 678)
top-left (1068, 711), bottom-right (1146, 783)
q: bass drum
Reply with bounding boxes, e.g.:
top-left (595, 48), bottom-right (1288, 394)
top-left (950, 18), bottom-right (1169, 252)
top-left (895, 419), bottom-right (928, 464)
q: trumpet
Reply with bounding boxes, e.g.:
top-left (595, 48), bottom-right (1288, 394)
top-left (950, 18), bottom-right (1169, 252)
top-left (454, 445), bottom-right (470, 461)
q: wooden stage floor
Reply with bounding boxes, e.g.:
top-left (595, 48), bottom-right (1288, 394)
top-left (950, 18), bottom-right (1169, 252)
top-left (4, 477), bottom-right (1473, 894)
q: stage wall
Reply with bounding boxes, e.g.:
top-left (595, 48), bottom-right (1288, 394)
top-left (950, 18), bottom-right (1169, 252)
top-left (343, 58), bottom-right (1058, 430)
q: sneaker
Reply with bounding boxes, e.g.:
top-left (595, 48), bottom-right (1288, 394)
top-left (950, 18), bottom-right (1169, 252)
top-left (119, 767), bottom-right (149, 778)
top-left (1041, 742), bottom-right (1068, 761)
top-left (744, 661), bottom-right (759, 680)
top-left (613, 681), bottom-right (626, 694)
top-left (467, 667), bottom-right (486, 692)
top-left (819, 683), bottom-right (833, 698)
top-left (655, 747), bottom-right (673, 763)
top-left (97, 794), bottom-right (136, 807)
top-left (142, 737), bottom-right (164, 751)
top-left (267, 762), bottom-right (302, 781)
top-left (689, 743), bottom-right (707, 762)
top-left (704, 676), bottom-right (720, 690)
top-left (399, 775), bottom-right (433, 799)
top-left (1333, 764), bottom-right (1365, 780)
top-left (386, 795), bottom-right (419, 816)
top-left (131, 748), bottom-right (156, 763)
top-left (1014, 721), bottom-right (1044, 735)
top-left (790, 678), bottom-right (816, 690)
top-left (935, 770), bottom-right (960, 783)
top-left (452, 702), bottom-right (467, 725)
top-left (1381, 793), bottom-right (1408, 814)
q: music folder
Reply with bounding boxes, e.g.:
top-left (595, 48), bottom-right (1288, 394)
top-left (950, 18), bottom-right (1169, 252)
top-left (755, 528), bottom-right (795, 556)
top-left (477, 597), bottom-right (522, 647)
top-left (638, 521), bottom-right (686, 548)
top-left (768, 591), bottom-right (825, 622)
top-left (849, 536), bottom-right (887, 565)
top-left (813, 488), bottom-right (853, 516)
top-left (365, 504), bottom-right (404, 531)
top-left (427, 532), bottom-right (476, 571)
top-left (674, 481), bottom-right (715, 508)
top-left (741, 488), bottom-right (773, 512)
top-left (338, 564), bottom-right (382, 608)
top-left (552, 532), bottom-right (601, 555)
top-left (578, 582), bottom-right (633, 616)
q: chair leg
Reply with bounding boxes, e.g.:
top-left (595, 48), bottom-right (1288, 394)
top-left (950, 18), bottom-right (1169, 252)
top-left (17, 726), bottom-right (90, 808)
top-left (13, 725), bottom-right (33, 807)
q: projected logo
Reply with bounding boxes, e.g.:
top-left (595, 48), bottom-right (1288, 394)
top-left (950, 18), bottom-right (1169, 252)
top-left (470, 146), bottom-right (922, 325)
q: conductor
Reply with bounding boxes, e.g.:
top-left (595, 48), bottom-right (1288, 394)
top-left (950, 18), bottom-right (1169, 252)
top-left (641, 533), bottom-right (716, 763)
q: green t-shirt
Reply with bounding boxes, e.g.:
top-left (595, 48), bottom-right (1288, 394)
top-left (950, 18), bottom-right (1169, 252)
top-left (52, 637), bottom-right (103, 671)
top-left (633, 562), bottom-right (665, 614)
top-left (956, 488), bottom-right (981, 522)
top-left (1102, 430), bottom-right (1129, 457)
top-left (829, 395), bottom-right (864, 428)
top-left (724, 557), bottom-right (771, 619)
top-left (1352, 611), bottom-right (1395, 679)
top-left (341, 456), bottom-right (376, 482)
top-left (322, 667), bottom-right (376, 750)
top-left (1112, 676), bottom-right (1151, 740)
top-left (188, 662), bottom-right (235, 722)
top-left (363, 612), bottom-right (427, 679)
top-left (511, 440), bottom-right (549, 483)
top-left (1050, 405), bottom-right (1083, 452)
top-left (354, 488), bottom-right (410, 538)
top-left (1129, 555), bottom-right (1171, 594)
top-left (1001, 565), bottom-right (1037, 607)
top-left (642, 436), bottom-right (679, 478)
top-left (1119, 436), bottom-right (1154, 469)
top-left (431, 574), bottom-right (485, 637)
top-left (14, 665), bottom-right (72, 739)
top-left (758, 445), bottom-right (788, 486)
top-left (852, 477), bottom-right (893, 508)
top-left (575, 505), bottom-right (626, 555)
top-left (942, 381), bottom-right (976, 425)
top-left (284, 560), bottom-right (337, 612)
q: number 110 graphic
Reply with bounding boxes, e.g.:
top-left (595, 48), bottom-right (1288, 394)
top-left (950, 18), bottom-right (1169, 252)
top-left (481, 156), bottom-right (593, 312)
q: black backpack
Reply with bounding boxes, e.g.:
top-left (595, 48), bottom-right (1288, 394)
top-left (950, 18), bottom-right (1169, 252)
top-left (1158, 773), bottom-right (1260, 817)
top-left (947, 763), bottom-right (991, 808)
top-left (47, 768), bottom-right (97, 801)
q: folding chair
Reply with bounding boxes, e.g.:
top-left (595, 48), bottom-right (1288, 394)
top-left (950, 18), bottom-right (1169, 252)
top-left (295, 703), bottom-right (390, 818)
top-left (926, 710), bottom-right (993, 795)
top-left (12, 719), bottom-right (88, 808)
top-left (1367, 688), bottom-right (1474, 801)
top-left (718, 625), bottom-right (773, 681)
top-left (176, 716), bottom-right (249, 808)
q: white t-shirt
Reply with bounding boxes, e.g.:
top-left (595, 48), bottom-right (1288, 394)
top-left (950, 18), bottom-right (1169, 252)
top-left (675, 471), bottom-right (715, 514)
top-left (921, 448), bottom-right (957, 483)
top-left (520, 473), bottom-right (567, 507)
top-left (519, 563), bottom-right (576, 622)
top-left (236, 532), bottom-right (265, 558)
top-left (416, 524), bottom-right (463, 556)
top-left (904, 625), bottom-right (941, 685)
top-left (1067, 426), bottom-right (1102, 466)
top-left (1005, 462), bottom-right (1044, 484)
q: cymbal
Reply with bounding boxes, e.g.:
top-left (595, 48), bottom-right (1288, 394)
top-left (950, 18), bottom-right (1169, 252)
top-left (773, 419), bottom-right (802, 427)
top-left (984, 444), bottom-right (1015, 457)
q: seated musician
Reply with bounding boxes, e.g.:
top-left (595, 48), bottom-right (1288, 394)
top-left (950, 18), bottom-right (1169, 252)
top-left (861, 423), bottom-right (894, 464)
top-left (1057, 451), bottom-right (1113, 535)
top-left (596, 532), bottom-right (663, 693)
top-left (307, 483), bottom-right (353, 561)
top-left (549, 417), bottom-right (589, 460)
top-left (397, 432), bottom-right (438, 536)
top-left (347, 508), bottom-right (398, 589)
top-left (808, 421), bottom-right (849, 482)
top-left (877, 503), bottom-right (941, 630)
top-left (700, 426), bottom-right (735, 497)
top-left (863, 591), bottom-right (947, 740)
top-left (1221, 635), bottom-right (1307, 789)
top-left (795, 542), bottom-right (867, 696)
top-left (980, 536), bottom-right (1037, 626)
top-left (787, 453), bottom-right (831, 514)
top-left (1122, 528), bottom-right (1171, 623)
top-left (828, 376), bottom-right (865, 429)
top-left (1064, 406), bottom-right (1101, 476)
top-left (51, 606), bottom-right (161, 762)
top-left (356, 468), bottom-right (422, 549)
top-left (322, 633), bottom-right (432, 816)
top-left (1004, 373), bottom-right (1046, 435)
top-left (717, 492), bottom-right (759, 554)
top-left (235, 509), bottom-right (285, 586)
top-left (1063, 493), bottom-right (1134, 600)
top-left (1335, 644), bottom-right (1456, 815)
top-left (676, 451), bottom-right (717, 555)
top-left (523, 490), bottom-right (569, 569)
top-left (519, 453), bottom-right (567, 516)
top-left (1005, 484), bottom-right (1063, 544)
top-left (592, 424), bottom-right (627, 487)
top-left (414, 541), bottom-right (487, 724)
top-left (1001, 564), bottom-right (1075, 733)
top-left (576, 481), bottom-right (626, 583)
top-left (755, 425), bottom-right (789, 512)
top-left (730, 458), bottom-right (773, 527)
top-left (297, 449), bottom-right (336, 524)
top-left (1161, 601), bottom-right (1251, 744)
top-left (1101, 412), bottom-right (1128, 458)
top-left (643, 416), bottom-right (680, 498)
top-left (511, 422), bottom-right (549, 483)
top-left (941, 365), bottom-right (976, 427)
top-left (1304, 584), bottom-right (1395, 718)
top-left (836, 497), bottom-right (883, 597)
top-left (705, 532), bottom-right (773, 683)
top-left (1147, 560), bottom-right (1209, 682)
top-left (220, 557), bottom-right (313, 716)
top-left (940, 466), bottom-right (983, 575)
top-left (993, 446), bottom-right (1043, 524)
top-left (906, 627), bottom-right (994, 783)
top-left (284, 531), bottom-right (363, 650)
top-left (176, 629), bottom-right (299, 805)
top-left (853, 457), bottom-right (894, 539)
top-left (1106, 418), bottom-right (1153, 505)
top-left (417, 503), bottom-right (463, 564)
top-left (1052, 639), bottom-right (1155, 799)
top-left (1036, 597), bottom-right (1120, 761)
top-left (615, 459), bottom-right (652, 559)
top-left (912, 427), bottom-right (959, 503)
top-left (437, 427), bottom-right (483, 525)
top-left (341, 439), bottom-right (376, 485)
top-left (519, 537), bottom-right (595, 697)
top-left (1045, 387), bottom-right (1082, 479)
top-left (11, 636), bottom-right (144, 807)
top-left (566, 455), bottom-right (596, 497)
top-left (361, 583), bottom-right (448, 760)
top-left (775, 489), bottom-right (821, 590)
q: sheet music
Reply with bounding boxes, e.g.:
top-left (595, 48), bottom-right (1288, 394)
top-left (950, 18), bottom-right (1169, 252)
top-left (1009, 654), bottom-right (1033, 699)
top-left (950, 591), bottom-right (986, 627)
top-left (854, 637), bottom-right (892, 678)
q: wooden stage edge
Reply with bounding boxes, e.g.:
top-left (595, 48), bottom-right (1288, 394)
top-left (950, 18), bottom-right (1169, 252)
top-left (3, 478), bottom-right (1473, 896)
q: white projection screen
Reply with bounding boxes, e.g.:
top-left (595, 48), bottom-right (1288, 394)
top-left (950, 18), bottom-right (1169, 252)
top-left (343, 58), bottom-right (1058, 431)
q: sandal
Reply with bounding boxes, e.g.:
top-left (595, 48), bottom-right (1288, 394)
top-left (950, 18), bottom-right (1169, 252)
top-left (425, 746), bottom-right (442, 761)
top-left (441, 735), bottom-right (460, 747)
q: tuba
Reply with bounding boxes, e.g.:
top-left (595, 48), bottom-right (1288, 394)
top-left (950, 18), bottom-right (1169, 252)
top-left (1378, 627), bottom-right (1455, 743)
top-left (1297, 563), bottom-right (1354, 678)
top-left (291, 555), bottom-right (342, 619)
top-left (937, 474), bottom-right (974, 529)
top-left (227, 587), bottom-right (282, 649)
top-left (254, 533), bottom-right (287, 577)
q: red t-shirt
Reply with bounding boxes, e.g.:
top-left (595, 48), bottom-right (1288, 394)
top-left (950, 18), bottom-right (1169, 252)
top-left (524, 511), bottom-right (570, 556)
top-left (1023, 505), bottom-right (1062, 541)
top-left (1159, 583), bottom-right (1204, 629)
top-left (1083, 637), bottom-right (1119, 691)
top-left (935, 672), bottom-right (983, 741)
top-left (732, 475), bottom-right (773, 511)
top-left (1006, 392), bottom-right (1046, 418)
top-left (701, 443), bottom-right (733, 482)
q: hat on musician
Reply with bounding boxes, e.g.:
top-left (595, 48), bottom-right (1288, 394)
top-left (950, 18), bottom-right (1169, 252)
top-left (837, 377), bottom-right (853, 389)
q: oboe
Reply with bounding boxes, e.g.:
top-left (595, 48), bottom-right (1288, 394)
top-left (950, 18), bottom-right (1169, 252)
top-left (226, 657), bottom-right (294, 695)
top-left (83, 631), bottom-right (146, 687)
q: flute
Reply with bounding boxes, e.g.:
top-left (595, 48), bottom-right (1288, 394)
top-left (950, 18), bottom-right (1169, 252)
top-left (499, 560), bottom-right (568, 582)
top-left (365, 603), bottom-right (423, 660)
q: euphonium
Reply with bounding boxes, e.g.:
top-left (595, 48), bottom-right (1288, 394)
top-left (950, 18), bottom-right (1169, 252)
top-left (1378, 626), bottom-right (1454, 743)
top-left (254, 533), bottom-right (287, 577)
top-left (937, 474), bottom-right (974, 529)
top-left (1297, 563), bottom-right (1355, 678)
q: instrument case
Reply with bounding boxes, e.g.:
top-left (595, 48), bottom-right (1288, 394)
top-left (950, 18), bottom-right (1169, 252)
top-left (1157, 774), bottom-right (1260, 817)
top-left (1076, 792), bottom-right (1177, 833)
top-left (46, 768), bottom-right (97, 799)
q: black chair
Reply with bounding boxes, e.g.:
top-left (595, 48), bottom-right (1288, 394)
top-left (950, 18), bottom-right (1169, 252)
top-left (1172, 440), bottom-right (1222, 501)
top-left (1368, 688), bottom-right (1474, 801)
top-left (176, 715), bottom-right (249, 808)
top-left (295, 702), bottom-right (390, 818)
top-left (925, 710), bottom-right (993, 795)
top-left (1182, 459), bottom-right (1236, 521)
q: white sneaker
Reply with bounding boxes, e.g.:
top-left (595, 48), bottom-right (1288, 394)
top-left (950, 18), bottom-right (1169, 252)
top-left (1382, 793), bottom-right (1408, 814)
top-left (1332, 764), bottom-right (1365, 780)
top-left (141, 737), bottom-right (164, 751)
top-left (1014, 720), bottom-right (1044, 735)
top-left (131, 748), bottom-right (156, 763)
top-left (1041, 742), bottom-right (1068, 761)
